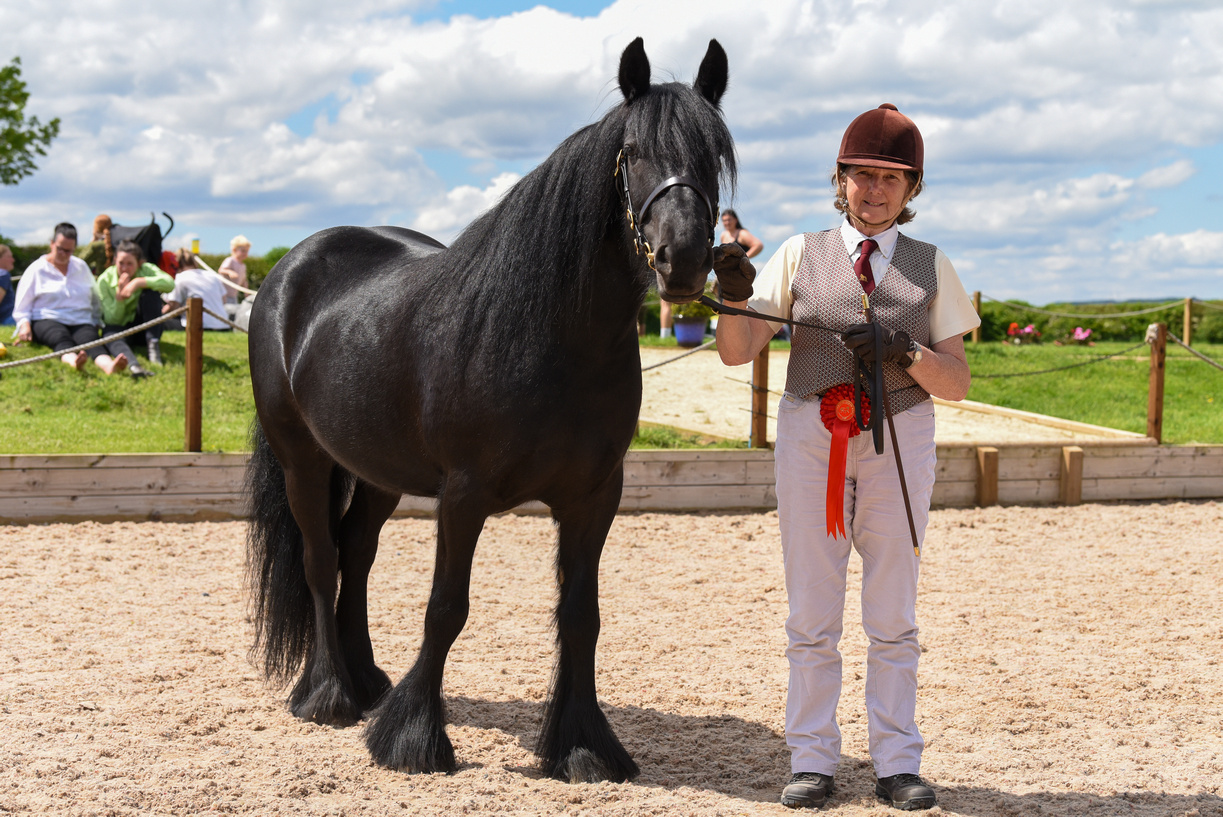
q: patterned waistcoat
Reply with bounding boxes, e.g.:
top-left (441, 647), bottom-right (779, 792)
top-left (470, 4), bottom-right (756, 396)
top-left (785, 229), bottom-right (938, 414)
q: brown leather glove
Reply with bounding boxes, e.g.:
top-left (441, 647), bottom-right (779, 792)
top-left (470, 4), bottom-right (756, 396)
top-left (712, 243), bottom-right (756, 303)
top-left (842, 322), bottom-right (913, 368)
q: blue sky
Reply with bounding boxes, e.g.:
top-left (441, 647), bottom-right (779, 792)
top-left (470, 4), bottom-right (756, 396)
top-left (2, 0), bottom-right (1221, 302)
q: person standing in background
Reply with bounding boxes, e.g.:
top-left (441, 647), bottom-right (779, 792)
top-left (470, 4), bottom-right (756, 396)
top-left (719, 209), bottom-right (764, 260)
top-left (76, 214), bottom-right (114, 277)
top-left (217, 235), bottom-right (250, 317)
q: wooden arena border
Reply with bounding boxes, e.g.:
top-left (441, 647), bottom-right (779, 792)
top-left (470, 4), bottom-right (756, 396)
top-left (2, 441), bottom-right (1221, 524)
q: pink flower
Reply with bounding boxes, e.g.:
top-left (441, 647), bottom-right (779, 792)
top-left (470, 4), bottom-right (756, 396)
top-left (1073, 327), bottom-right (1092, 341)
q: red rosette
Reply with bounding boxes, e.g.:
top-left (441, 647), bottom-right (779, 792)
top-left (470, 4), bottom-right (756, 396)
top-left (820, 384), bottom-right (869, 539)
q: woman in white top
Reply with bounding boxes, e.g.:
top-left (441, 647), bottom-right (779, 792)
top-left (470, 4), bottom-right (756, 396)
top-left (12, 223), bottom-right (128, 374)
top-left (164, 249), bottom-right (233, 331)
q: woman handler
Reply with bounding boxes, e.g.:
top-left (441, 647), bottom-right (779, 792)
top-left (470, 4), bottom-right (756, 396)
top-left (714, 104), bottom-right (979, 811)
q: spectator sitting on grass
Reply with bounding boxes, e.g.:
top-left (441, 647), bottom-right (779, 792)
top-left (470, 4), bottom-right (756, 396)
top-left (95, 239), bottom-right (175, 377)
top-left (164, 249), bottom-right (231, 331)
top-left (12, 222), bottom-right (128, 374)
top-left (1, 244), bottom-right (16, 326)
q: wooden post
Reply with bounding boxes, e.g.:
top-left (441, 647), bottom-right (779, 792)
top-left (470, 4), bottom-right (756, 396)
top-left (185, 297), bottom-right (203, 453)
top-left (1060, 446), bottom-right (1083, 505)
top-left (1147, 322), bottom-right (1166, 444)
top-left (971, 291), bottom-right (982, 343)
top-left (975, 446), bottom-right (998, 506)
top-left (751, 347), bottom-right (770, 448)
top-left (1183, 297), bottom-right (1193, 347)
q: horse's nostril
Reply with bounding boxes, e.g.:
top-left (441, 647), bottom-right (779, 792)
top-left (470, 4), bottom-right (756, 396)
top-left (653, 244), bottom-right (668, 266)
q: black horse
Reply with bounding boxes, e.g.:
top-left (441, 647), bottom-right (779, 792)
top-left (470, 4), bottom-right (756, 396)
top-left (245, 38), bottom-right (735, 783)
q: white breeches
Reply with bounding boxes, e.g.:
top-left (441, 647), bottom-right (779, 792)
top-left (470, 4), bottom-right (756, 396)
top-left (774, 393), bottom-right (937, 778)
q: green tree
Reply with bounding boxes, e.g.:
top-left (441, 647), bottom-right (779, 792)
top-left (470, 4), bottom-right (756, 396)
top-left (1, 57), bottom-right (61, 185)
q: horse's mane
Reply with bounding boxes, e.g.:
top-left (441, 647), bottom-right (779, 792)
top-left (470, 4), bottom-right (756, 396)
top-left (432, 82), bottom-right (737, 332)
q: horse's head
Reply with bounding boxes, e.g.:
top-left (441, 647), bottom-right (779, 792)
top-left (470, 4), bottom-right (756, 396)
top-left (615, 38), bottom-right (735, 304)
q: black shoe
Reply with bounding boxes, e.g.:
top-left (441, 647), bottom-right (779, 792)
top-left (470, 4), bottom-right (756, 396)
top-left (147, 338), bottom-right (163, 366)
top-left (780, 772), bottom-right (834, 809)
top-left (875, 773), bottom-right (936, 810)
top-left (129, 363), bottom-right (155, 379)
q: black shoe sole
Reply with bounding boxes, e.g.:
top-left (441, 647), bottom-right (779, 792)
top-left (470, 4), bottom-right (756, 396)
top-left (875, 790), bottom-right (936, 811)
top-left (780, 793), bottom-right (827, 809)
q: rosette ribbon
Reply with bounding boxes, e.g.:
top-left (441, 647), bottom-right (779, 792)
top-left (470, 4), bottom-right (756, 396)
top-left (820, 383), bottom-right (869, 539)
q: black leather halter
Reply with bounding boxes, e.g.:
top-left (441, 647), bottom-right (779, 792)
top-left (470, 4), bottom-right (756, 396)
top-left (615, 149), bottom-right (717, 271)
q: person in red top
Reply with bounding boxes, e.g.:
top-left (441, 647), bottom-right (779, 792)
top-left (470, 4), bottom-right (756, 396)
top-left (714, 105), bottom-right (980, 811)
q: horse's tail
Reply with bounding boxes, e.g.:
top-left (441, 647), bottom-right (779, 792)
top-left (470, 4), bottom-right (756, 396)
top-left (245, 417), bottom-right (313, 684)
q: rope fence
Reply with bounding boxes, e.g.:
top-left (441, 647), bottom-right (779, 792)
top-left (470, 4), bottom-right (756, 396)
top-left (981, 295), bottom-right (1187, 320)
top-left (0, 306), bottom-right (189, 370)
top-left (1168, 332), bottom-right (1223, 373)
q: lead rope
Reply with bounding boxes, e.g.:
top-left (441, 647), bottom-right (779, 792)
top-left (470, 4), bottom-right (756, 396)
top-left (700, 293), bottom-right (921, 558)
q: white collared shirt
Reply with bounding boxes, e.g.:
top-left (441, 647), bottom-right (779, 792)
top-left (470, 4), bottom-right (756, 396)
top-left (747, 220), bottom-right (981, 344)
top-left (12, 255), bottom-right (98, 328)
top-left (840, 219), bottom-right (899, 289)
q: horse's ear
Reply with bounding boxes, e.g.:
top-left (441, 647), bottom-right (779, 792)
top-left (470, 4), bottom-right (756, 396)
top-left (694, 39), bottom-right (728, 107)
top-left (619, 37), bottom-right (651, 102)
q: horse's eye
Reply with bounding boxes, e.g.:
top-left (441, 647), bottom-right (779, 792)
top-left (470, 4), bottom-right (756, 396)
top-left (623, 143), bottom-right (638, 159)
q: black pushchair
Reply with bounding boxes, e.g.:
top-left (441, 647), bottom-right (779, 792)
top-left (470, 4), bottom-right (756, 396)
top-left (109, 212), bottom-right (174, 272)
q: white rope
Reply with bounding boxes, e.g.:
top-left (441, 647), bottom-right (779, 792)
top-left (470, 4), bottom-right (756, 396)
top-left (201, 306), bottom-right (249, 334)
top-left (1167, 332), bottom-right (1223, 373)
top-left (1195, 299), bottom-right (1223, 312)
top-left (641, 339), bottom-right (716, 372)
top-left (192, 256), bottom-right (258, 296)
top-left (1, 306), bottom-right (189, 370)
top-left (983, 295), bottom-right (1184, 319)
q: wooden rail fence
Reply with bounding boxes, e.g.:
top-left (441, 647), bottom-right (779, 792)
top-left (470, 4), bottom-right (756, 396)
top-left (2, 443), bottom-right (1220, 524)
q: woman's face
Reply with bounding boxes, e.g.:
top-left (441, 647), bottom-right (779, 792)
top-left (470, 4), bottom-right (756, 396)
top-left (49, 235), bottom-right (76, 267)
top-left (721, 212), bottom-right (737, 231)
top-left (842, 166), bottom-right (912, 232)
top-left (116, 251), bottom-right (139, 279)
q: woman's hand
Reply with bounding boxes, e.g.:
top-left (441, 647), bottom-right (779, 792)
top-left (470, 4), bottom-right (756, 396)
top-left (116, 277), bottom-right (145, 301)
top-left (15, 321), bottom-right (32, 344)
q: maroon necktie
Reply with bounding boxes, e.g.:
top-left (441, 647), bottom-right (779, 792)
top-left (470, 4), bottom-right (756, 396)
top-left (855, 239), bottom-right (877, 295)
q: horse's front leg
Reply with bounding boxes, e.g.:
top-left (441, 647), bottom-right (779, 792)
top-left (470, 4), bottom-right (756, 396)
top-left (335, 481), bottom-right (401, 713)
top-left (364, 483), bottom-right (485, 773)
top-left (537, 466), bottom-right (639, 783)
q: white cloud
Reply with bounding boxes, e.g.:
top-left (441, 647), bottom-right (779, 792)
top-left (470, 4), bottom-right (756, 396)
top-left (1, 0), bottom-right (1222, 299)
top-left (410, 172), bottom-right (521, 242)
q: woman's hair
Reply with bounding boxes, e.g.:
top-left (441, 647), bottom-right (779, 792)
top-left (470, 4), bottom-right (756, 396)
top-left (52, 222), bottom-right (78, 244)
top-left (230, 235), bottom-right (251, 251)
top-left (92, 214), bottom-right (113, 238)
top-left (175, 248), bottom-right (201, 270)
top-left (115, 239), bottom-right (145, 265)
top-left (830, 164), bottom-right (924, 226)
top-left (721, 209), bottom-right (743, 230)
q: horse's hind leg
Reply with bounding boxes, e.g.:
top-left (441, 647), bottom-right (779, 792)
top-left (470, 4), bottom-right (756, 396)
top-left (282, 458), bottom-right (362, 726)
top-left (335, 480), bottom-right (400, 712)
top-left (365, 481), bottom-right (486, 773)
top-left (537, 466), bottom-right (639, 783)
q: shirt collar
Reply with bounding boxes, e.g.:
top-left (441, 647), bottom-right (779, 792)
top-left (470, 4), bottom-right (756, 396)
top-left (840, 219), bottom-right (899, 261)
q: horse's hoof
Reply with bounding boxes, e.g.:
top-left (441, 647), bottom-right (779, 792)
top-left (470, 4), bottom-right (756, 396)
top-left (550, 747), bottom-right (639, 784)
top-left (289, 674), bottom-right (362, 727)
top-left (364, 711), bottom-right (456, 773)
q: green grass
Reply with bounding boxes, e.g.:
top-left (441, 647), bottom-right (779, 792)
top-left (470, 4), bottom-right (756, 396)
top-left (2, 334), bottom-right (1219, 453)
top-left (964, 341), bottom-right (1223, 445)
top-left (1, 330), bottom-right (254, 454)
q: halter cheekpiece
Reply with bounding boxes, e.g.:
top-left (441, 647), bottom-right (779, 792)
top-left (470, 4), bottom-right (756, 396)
top-left (614, 149), bottom-right (717, 272)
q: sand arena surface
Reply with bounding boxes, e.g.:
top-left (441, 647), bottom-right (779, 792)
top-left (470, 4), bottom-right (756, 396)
top-left (2, 503), bottom-right (1221, 815)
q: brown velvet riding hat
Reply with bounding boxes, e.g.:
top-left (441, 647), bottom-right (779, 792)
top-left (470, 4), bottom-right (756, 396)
top-left (837, 103), bottom-right (923, 173)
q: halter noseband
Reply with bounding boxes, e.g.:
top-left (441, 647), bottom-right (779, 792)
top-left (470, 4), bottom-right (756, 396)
top-left (614, 149), bottom-right (717, 272)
